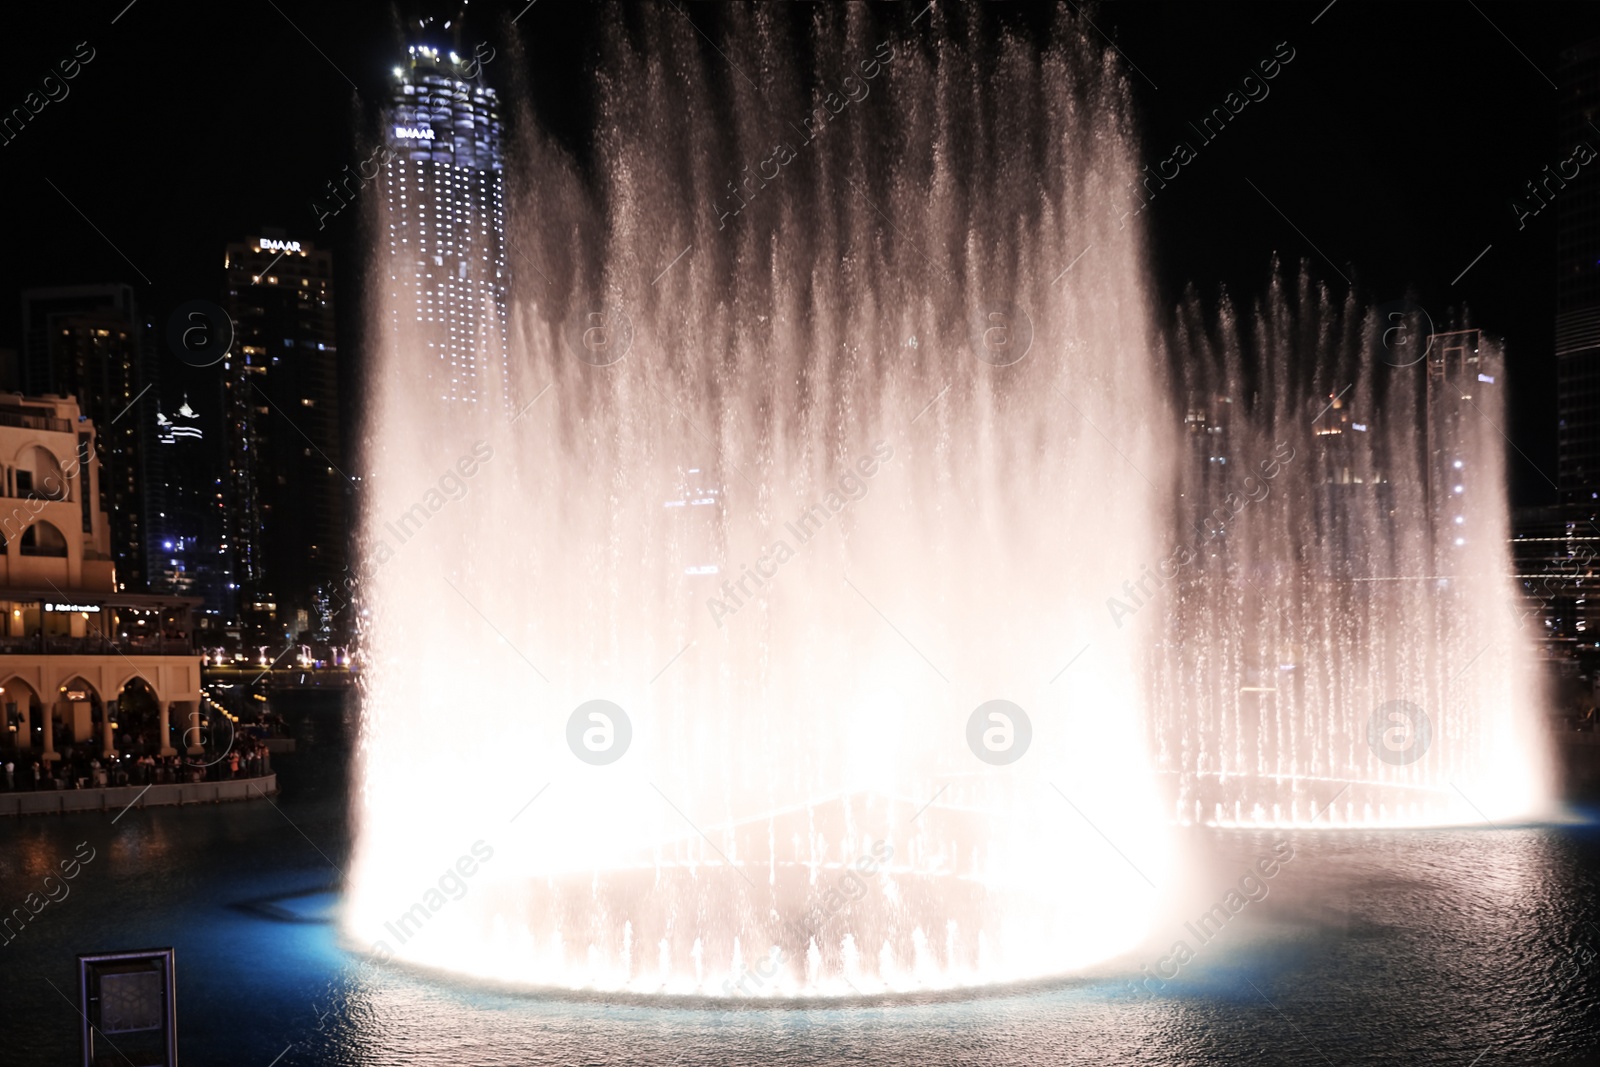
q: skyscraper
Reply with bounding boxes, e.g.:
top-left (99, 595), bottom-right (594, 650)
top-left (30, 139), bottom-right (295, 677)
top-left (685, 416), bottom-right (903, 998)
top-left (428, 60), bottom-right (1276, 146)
top-left (148, 396), bottom-right (228, 623)
top-left (19, 284), bottom-right (155, 591)
top-left (221, 232), bottom-right (347, 641)
top-left (384, 42), bottom-right (508, 408)
top-left (1529, 38), bottom-right (1600, 658)
top-left (1556, 38), bottom-right (1600, 520)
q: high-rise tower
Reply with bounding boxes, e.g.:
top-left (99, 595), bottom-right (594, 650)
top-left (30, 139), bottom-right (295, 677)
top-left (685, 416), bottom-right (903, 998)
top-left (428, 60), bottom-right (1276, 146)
top-left (19, 284), bottom-right (156, 592)
top-left (384, 42), bottom-right (508, 408)
top-left (1556, 38), bottom-right (1600, 519)
top-left (221, 231), bottom-right (346, 640)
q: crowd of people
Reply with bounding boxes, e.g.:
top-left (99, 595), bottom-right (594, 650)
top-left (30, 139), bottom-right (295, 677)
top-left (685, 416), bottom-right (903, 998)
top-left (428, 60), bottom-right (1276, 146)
top-left (0, 739), bottom-right (273, 792)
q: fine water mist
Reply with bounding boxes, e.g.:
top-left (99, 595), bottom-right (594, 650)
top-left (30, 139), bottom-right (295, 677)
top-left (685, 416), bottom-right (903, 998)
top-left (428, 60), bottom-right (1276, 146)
top-left (1150, 276), bottom-right (1548, 828)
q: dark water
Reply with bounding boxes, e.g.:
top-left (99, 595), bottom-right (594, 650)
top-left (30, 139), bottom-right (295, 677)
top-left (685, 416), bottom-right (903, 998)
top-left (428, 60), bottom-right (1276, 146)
top-left (4, 696), bottom-right (1600, 1066)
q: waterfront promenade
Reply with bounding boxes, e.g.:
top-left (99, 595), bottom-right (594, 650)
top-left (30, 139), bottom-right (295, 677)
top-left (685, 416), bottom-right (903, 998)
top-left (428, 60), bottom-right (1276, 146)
top-left (0, 774), bottom-right (277, 817)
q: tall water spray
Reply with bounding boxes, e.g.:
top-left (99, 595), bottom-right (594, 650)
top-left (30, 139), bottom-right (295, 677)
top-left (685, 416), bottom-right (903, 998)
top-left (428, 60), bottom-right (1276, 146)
top-left (1151, 275), bottom-right (1550, 828)
top-left (347, 6), bottom-right (1175, 995)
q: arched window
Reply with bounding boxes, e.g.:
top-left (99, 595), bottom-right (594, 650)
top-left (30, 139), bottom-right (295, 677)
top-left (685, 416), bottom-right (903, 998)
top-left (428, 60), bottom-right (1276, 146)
top-left (16, 446), bottom-right (66, 501)
top-left (60, 676), bottom-right (95, 698)
top-left (20, 521), bottom-right (67, 558)
top-left (0, 677), bottom-right (40, 755)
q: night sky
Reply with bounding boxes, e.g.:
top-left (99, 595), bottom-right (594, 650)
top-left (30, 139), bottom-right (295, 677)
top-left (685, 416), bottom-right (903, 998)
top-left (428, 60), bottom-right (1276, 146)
top-left (3, 1), bottom-right (1598, 504)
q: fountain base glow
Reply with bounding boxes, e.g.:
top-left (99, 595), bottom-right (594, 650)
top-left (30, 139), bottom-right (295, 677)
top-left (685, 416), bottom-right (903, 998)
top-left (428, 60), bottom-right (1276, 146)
top-left (349, 791), bottom-right (1170, 998)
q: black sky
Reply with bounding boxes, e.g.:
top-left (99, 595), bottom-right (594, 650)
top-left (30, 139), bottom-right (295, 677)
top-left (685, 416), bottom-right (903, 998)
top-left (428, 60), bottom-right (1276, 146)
top-left (2, 1), bottom-right (1597, 505)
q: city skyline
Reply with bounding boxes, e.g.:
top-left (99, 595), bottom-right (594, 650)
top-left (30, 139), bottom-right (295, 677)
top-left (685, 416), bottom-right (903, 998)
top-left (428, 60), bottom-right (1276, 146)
top-left (4, 3), bottom-right (1600, 507)
top-left (5, 5), bottom-right (1600, 1066)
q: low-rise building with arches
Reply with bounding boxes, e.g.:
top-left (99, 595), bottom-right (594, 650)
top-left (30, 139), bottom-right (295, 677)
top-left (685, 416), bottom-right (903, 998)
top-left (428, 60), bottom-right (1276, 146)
top-left (0, 395), bottom-right (202, 763)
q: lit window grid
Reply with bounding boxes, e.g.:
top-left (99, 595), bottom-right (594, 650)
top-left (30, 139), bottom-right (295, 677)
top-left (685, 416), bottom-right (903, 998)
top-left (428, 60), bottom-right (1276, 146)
top-left (383, 72), bottom-right (508, 406)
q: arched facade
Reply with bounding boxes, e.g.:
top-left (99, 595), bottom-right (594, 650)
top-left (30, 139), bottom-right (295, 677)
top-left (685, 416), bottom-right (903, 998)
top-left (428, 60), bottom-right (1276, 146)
top-left (0, 657), bottom-right (201, 760)
top-left (0, 675), bottom-right (41, 758)
top-left (0, 422), bottom-right (111, 591)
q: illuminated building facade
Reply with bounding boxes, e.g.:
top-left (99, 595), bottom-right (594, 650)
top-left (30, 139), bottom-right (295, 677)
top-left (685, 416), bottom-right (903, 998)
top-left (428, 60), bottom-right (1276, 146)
top-left (385, 43), bottom-right (508, 408)
top-left (0, 394), bottom-right (202, 766)
top-left (221, 232), bottom-right (346, 640)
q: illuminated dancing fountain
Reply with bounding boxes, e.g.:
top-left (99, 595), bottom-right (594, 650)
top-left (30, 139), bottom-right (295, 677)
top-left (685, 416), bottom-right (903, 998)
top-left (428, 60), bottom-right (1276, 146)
top-left (1149, 276), bottom-right (1550, 828)
top-left (344, 6), bottom-right (1549, 998)
top-left (347, 6), bottom-right (1175, 996)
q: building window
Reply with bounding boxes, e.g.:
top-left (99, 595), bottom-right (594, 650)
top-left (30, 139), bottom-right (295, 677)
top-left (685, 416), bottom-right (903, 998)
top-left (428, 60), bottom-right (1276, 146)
top-left (20, 521), bottom-right (67, 558)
